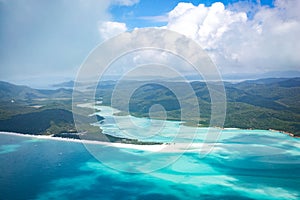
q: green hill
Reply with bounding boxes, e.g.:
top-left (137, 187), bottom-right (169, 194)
top-left (96, 78), bottom-right (300, 136)
top-left (0, 78), bottom-right (299, 137)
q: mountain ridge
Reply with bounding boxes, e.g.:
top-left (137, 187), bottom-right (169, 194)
top-left (0, 77), bottom-right (299, 136)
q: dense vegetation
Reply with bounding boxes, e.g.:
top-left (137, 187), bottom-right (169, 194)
top-left (0, 81), bottom-right (164, 144)
top-left (0, 78), bottom-right (299, 139)
top-left (0, 109), bottom-right (74, 135)
top-left (96, 78), bottom-right (300, 136)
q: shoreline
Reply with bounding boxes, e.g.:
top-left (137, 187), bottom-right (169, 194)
top-left (0, 131), bottom-right (213, 153)
top-left (1, 128), bottom-right (299, 153)
top-left (0, 131), bottom-right (171, 152)
top-left (268, 129), bottom-right (300, 138)
top-left (86, 105), bottom-right (300, 138)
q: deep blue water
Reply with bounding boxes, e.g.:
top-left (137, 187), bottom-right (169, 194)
top-left (0, 131), bottom-right (300, 200)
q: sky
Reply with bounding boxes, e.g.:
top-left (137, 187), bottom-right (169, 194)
top-left (0, 0), bottom-right (299, 86)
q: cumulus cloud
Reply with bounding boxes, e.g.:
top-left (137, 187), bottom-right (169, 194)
top-left (168, 2), bottom-right (247, 50)
top-left (112, 0), bottom-right (139, 6)
top-left (98, 21), bottom-right (128, 40)
top-left (166, 0), bottom-right (300, 74)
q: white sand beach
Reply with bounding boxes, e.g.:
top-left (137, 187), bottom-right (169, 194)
top-left (0, 131), bottom-right (197, 153)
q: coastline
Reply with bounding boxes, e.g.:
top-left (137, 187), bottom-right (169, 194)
top-left (268, 129), bottom-right (300, 138)
top-left (86, 105), bottom-right (300, 138)
top-left (1, 128), bottom-right (299, 154)
top-left (0, 131), bottom-right (210, 153)
top-left (0, 131), bottom-right (169, 152)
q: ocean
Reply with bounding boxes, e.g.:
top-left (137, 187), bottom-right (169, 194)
top-left (0, 106), bottom-right (299, 199)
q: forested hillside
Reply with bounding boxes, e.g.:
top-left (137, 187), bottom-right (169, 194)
top-left (0, 78), bottom-right (299, 136)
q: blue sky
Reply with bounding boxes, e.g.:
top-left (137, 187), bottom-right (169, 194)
top-left (1, 0), bottom-right (299, 87)
top-left (110, 0), bottom-right (274, 29)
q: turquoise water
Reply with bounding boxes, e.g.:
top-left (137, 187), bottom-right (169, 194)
top-left (1, 106), bottom-right (300, 199)
top-left (0, 132), bottom-right (299, 199)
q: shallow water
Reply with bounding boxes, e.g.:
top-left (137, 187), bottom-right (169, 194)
top-left (1, 106), bottom-right (300, 199)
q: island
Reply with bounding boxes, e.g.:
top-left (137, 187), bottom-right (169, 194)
top-left (0, 78), bottom-right (300, 142)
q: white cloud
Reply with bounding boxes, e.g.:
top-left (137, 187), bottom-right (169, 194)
top-left (165, 0), bottom-right (300, 74)
top-left (112, 0), bottom-right (139, 6)
top-left (168, 2), bottom-right (247, 50)
top-left (98, 21), bottom-right (128, 40)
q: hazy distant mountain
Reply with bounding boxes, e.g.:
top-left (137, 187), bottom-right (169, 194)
top-left (259, 70), bottom-right (300, 78)
top-left (51, 70), bottom-right (300, 86)
top-left (222, 70), bottom-right (300, 81)
top-left (0, 81), bottom-right (38, 100)
top-left (52, 80), bottom-right (75, 88)
top-left (0, 81), bottom-right (72, 101)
